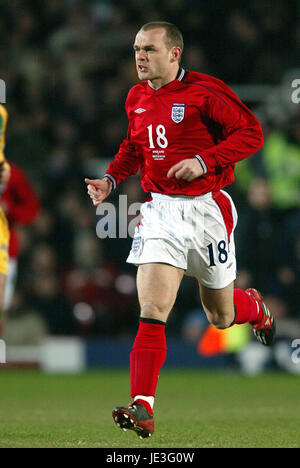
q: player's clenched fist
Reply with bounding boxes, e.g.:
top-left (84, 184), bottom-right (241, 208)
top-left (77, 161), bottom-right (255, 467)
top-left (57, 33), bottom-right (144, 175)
top-left (167, 158), bottom-right (204, 182)
top-left (85, 177), bottom-right (113, 206)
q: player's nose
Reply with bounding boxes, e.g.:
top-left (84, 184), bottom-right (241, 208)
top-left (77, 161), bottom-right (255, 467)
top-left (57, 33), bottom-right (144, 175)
top-left (137, 50), bottom-right (147, 60)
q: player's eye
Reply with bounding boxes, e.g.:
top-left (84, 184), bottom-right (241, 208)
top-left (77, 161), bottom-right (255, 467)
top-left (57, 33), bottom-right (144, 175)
top-left (133, 47), bottom-right (155, 53)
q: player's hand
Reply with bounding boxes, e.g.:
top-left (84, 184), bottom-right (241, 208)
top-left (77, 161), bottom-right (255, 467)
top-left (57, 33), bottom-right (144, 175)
top-left (167, 158), bottom-right (204, 182)
top-left (85, 177), bottom-right (113, 206)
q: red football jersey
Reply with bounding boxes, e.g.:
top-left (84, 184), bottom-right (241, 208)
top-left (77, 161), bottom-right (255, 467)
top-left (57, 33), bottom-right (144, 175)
top-left (105, 68), bottom-right (264, 196)
top-left (1, 162), bottom-right (40, 258)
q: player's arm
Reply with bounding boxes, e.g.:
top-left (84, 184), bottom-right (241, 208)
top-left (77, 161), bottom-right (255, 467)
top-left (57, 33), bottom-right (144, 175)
top-left (85, 176), bottom-right (114, 207)
top-left (167, 86), bottom-right (264, 182)
top-left (86, 121), bottom-right (140, 206)
top-left (196, 88), bottom-right (264, 173)
top-left (167, 158), bottom-right (204, 182)
top-left (1, 163), bottom-right (40, 223)
top-left (0, 105), bottom-right (10, 185)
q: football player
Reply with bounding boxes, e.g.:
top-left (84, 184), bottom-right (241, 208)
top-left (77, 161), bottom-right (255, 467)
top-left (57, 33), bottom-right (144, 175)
top-left (0, 104), bottom-right (11, 335)
top-left (86, 22), bottom-right (276, 439)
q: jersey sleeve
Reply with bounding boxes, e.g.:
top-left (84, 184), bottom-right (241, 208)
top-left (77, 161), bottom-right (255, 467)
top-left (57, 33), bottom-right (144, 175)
top-left (2, 163), bottom-right (40, 225)
top-left (0, 105), bottom-right (8, 163)
top-left (105, 93), bottom-right (140, 189)
top-left (198, 83), bottom-right (264, 173)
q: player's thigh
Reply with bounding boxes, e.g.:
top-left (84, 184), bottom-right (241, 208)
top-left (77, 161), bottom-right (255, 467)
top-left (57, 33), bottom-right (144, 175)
top-left (0, 273), bottom-right (6, 310)
top-left (199, 281), bottom-right (235, 328)
top-left (137, 263), bottom-right (184, 321)
top-left (0, 212), bottom-right (9, 310)
top-left (3, 259), bottom-right (17, 311)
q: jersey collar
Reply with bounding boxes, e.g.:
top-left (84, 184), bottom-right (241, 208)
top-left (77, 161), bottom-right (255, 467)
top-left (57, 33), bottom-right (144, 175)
top-left (176, 67), bottom-right (188, 82)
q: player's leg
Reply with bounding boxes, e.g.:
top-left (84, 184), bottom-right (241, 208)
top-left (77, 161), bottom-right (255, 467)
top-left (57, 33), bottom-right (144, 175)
top-left (200, 280), bottom-right (262, 328)
top-left (0, 273), bottom-right (7, 335)
top-left (113, 262), bottom-right (184, 438)
top-left (131, 263), bottom-right (184, 399)
top-left (191, 191), bottom-right (275, 345)
top-left (200, 281), bottom-right (276, 345)
top-left (199, 280), bottom-right (235, 329)
top-left (3, 259), bottom-right (17, 311)
top-left (0, 213), bottom-right (9, 336)
top-left (233, 287), bottom-right (276, 345)
top-left (137, 262), bottom-right (184, 322)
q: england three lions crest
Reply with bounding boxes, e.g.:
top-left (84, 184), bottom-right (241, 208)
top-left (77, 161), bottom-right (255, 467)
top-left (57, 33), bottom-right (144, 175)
top-left (171, 103), bottom-right (185, 123)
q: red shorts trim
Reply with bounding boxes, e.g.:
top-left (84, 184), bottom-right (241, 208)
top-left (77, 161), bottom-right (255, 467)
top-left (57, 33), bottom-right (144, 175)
top-left (212, 191), bottom-right (234, 242)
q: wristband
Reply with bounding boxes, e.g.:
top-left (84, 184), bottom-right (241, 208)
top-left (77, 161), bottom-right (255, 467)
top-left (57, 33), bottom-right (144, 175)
top-left (103, 174), bottom-right (117, 190)
top-left (194, 154), bottom-right (208, 174)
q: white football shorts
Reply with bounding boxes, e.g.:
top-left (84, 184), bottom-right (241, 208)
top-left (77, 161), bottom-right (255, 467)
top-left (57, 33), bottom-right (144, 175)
top-left (126, 190), bottom-right (238, 289)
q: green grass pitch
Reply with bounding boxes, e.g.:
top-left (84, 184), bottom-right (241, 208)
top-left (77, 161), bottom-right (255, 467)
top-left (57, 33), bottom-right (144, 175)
top-left (0, 369), bottom-right (299, 448)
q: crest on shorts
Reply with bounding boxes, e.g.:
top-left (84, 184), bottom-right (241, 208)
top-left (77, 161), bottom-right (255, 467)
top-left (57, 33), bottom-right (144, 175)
top-left (171, 103), bottom-right (185, 123)
top-left (132, 236), bottom-right (141, 253)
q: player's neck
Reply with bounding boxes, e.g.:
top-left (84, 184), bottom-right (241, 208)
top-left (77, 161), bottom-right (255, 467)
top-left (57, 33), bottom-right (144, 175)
top-left (148, 66), bottom-right (180, 90)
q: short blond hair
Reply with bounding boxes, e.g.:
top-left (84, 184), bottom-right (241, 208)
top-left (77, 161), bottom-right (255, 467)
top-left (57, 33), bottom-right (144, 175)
top-left (140, 21), bottom-right (184, 53)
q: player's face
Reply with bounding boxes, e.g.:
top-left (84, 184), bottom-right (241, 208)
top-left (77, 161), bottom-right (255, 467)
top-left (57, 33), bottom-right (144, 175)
top-left (133, 28), bottom-right (176, 83)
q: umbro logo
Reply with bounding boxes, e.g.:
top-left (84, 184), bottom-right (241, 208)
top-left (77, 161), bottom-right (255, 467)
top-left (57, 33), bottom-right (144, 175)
top-left (135, 108), bottom-right (146, 114)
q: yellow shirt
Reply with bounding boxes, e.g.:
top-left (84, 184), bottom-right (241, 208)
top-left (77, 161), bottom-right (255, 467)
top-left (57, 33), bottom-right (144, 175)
top-left (0, 104), bottom-right (8, 164)
top-left (0, 105), bottom-right (10, 275)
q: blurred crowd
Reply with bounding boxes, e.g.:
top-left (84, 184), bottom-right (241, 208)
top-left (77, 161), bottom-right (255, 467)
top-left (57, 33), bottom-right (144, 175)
top-left (0, 0), bottom-right (299, 342)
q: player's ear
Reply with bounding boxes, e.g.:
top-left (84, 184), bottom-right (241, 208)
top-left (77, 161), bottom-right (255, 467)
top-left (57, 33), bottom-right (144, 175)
top-left (170, 46), bottom-right (182, 63)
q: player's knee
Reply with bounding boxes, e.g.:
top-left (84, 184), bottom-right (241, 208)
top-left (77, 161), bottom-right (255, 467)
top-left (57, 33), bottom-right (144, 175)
top-left (211, 317), bottom-right (232, 330)
top-left (206, 308), bottom-right (234, 329)
top-left (140, 301), bottom-right (170, 320)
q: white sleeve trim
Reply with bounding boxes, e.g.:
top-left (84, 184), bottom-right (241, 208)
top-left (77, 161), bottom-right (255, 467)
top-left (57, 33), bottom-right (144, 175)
top-left (104, 173), bottom-right (117, 190)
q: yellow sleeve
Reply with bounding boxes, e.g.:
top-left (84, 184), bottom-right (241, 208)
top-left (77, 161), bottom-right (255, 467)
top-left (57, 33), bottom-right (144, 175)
top-left (0, 105), bottom-right (8, 163)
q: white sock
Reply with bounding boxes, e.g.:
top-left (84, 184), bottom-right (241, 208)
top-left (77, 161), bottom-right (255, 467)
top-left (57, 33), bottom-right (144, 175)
top-left (134, 395), bottom-right (155, 409)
